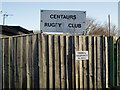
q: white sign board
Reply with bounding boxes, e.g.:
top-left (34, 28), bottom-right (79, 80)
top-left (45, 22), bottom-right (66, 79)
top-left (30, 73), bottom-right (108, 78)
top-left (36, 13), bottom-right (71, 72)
top-left (76, 51), bottom-right (88, 60)
top-left (40, 10), bottom-right (86, 34)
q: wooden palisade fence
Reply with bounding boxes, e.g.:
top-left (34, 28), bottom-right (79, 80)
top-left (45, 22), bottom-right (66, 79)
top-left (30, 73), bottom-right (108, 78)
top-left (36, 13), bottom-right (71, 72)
top-left (1, 33), bottom-right (114, 89)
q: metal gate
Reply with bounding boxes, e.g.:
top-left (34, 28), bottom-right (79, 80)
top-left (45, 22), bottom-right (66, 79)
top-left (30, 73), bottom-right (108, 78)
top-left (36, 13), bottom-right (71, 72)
top-left (116, 37), bottom-right (120, 86)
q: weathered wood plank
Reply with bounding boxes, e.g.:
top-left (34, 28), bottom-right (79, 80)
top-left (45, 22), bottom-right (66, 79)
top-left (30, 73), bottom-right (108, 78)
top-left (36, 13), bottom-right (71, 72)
top-left (79, 36), bottom-right (83, 89)
top-left (38, 34), bottom-right (41, 89)
top-left (48, 35), bottom-right (53, 88)
top-left (16, 37), bottom-right (19, 88)
top-left (67, 36), bottom-right (72, 89)
top-left (13, 38), bottom-right (17, 88)
top-left (9, 37), bottom-right (14, 88)
top-left (28, 35), bottom-right (32, 88)
top-left (31, 35), bottom-right (35, 88)
top-left (54, 35), bottom-right (60, 88)
top-left (39, 34), bottom-right (44, 88)
top-left (100, 36), bottom-right (104, 88)
top-left (72, 36), bottom-right (75, 89)
top-left (94, 37), bottom-right (97, 89)
top-left (83, 36), bottom-right (88, 89)
top-left (4, 38), bottom-right (9, 88)
top-left (2, 39), bottom-right (5, 88)
top-left (16, 37), bottom-right (23, 88)
top-left (46, 35), bottom-right (49, 89)
top-left (20, 37), bottom-right (23, 88)
top-left (26, 36), bottom-right (30, 88)
top-left (32, 35), bottom-right (39, 88)
top-left (75, 36), bottom-right (79, 89)
top-left (102, 37), bottom-right (106, 88)
top-left (22, 36), bottom-right (27, 88)
top-left (8, 37), bottom-right (11, 88)
top-left (97, 37), bottom-right (102, 88)
top-left (105, 37), bottom-right (108, 88)
top-left (38, 34), bottom-right (40, 88)
top-left (66, 36), bottom-right (69, 89)
top-left (89, 36), bottom-right (94, 88)
top-left (42, 34), bottom-right (47, 88)
top-left (88, 36), bottom-right (93, 88)
top-left (60, 35), bottom-right (65, 89)
top-left (0, 38), bottom-right (2, 89)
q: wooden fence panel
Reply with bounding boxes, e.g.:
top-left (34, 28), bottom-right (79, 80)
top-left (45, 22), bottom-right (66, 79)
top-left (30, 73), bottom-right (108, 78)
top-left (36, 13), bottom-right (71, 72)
top-left (1, 34), bottom-right (112, 89)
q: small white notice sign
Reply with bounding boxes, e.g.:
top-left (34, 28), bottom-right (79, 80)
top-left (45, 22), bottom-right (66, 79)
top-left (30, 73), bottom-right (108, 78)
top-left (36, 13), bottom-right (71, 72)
top-left (76, 51), bottom-right (88, 60)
